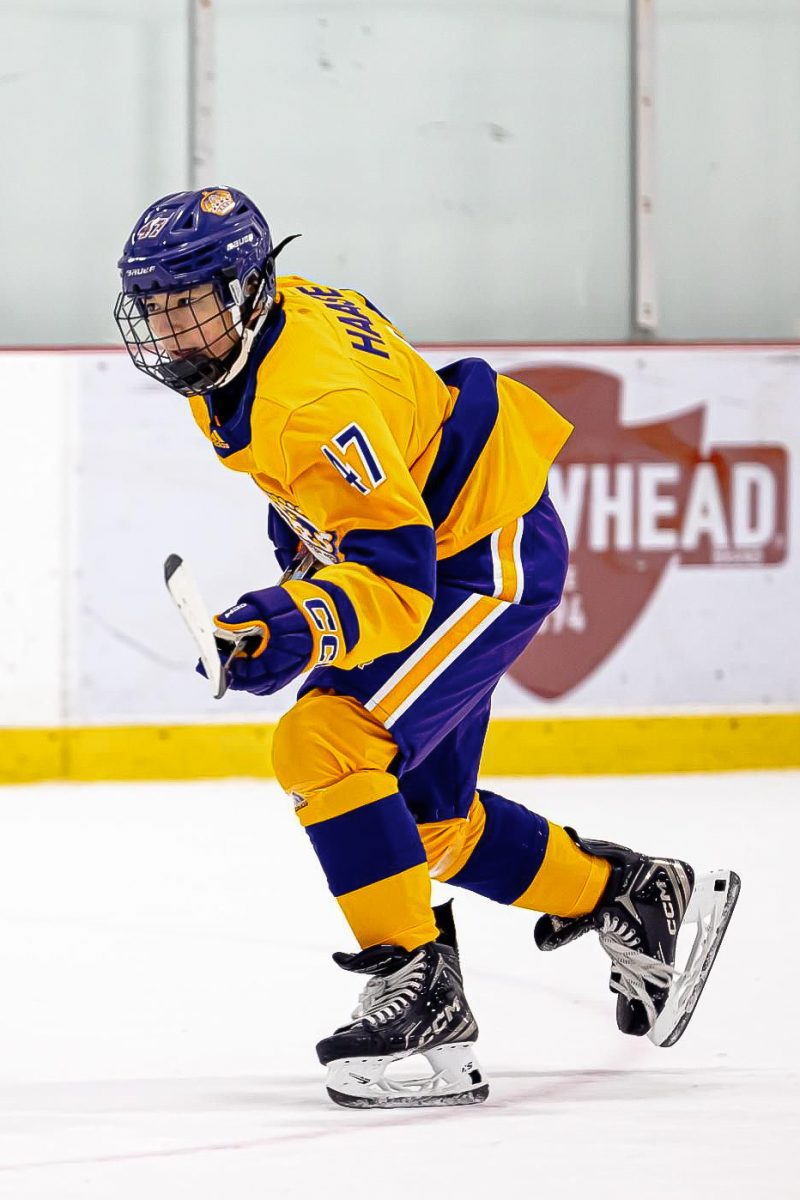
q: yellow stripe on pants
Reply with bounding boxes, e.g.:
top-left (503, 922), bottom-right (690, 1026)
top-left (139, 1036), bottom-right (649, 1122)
top-left (371, 595), bottom-right (501, 723)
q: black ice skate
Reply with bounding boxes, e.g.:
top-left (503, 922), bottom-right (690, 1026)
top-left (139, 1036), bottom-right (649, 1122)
top-left (534, 831), bottom-right (740, 1048)
top-left (316, 903), bottom-right (488, 1108)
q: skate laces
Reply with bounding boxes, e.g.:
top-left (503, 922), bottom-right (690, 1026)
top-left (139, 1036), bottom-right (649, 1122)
top-left (598, 912), bottom-right (675, 1029)
top-left (351, 951), bottom-right (427, 1027)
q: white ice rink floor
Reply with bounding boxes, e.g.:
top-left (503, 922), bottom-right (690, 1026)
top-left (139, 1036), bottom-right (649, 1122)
top-left (0, 770), bottom-right (797, 1199)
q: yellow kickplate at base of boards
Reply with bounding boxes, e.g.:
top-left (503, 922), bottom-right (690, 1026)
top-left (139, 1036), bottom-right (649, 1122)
top-left (1, 713), bottom-right (798, 785)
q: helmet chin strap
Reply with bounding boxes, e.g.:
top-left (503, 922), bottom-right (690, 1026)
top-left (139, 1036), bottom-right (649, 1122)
top-left (209, 283), bottom-right (275, 390)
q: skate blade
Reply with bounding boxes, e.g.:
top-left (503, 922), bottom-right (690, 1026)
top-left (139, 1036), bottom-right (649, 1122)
top-left (327, 1082), bottom-right (490, 1109)
top-left (649, 868), bottom-right (741, 1048)
top-left (324, 1041), bottom-right (488, 1109)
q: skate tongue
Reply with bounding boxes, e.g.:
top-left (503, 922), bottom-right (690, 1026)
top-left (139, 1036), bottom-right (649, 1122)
top-left (332, 944), bottom-right (414, 976)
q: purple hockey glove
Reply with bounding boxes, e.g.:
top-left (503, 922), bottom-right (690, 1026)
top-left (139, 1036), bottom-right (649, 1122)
top-left (203, 586), bottom-right (313, 696)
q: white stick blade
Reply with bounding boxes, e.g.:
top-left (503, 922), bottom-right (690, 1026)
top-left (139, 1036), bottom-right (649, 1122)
top-left (163, 554), bottom-right (227, 699)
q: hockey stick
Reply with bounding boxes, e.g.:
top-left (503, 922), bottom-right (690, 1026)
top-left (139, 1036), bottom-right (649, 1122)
top-left (164, 554), bottom-right (234, 699)
top-left (163, 550), bottom-right (318, 700)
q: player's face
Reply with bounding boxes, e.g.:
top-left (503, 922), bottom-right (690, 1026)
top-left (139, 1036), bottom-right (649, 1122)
top-left (143, 286), bottom-right (238, 362)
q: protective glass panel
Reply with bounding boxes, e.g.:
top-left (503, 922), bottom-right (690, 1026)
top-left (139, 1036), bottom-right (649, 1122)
top-left (214, 0), bottom-right (631, 342)
top-left (656, 0), bottom-right (800, 338)
top-left (1, 0), bottom-right (188, 345)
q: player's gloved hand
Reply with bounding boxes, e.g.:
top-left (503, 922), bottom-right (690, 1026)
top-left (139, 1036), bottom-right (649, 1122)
top-left (198, 586), bottom-right (313, 696)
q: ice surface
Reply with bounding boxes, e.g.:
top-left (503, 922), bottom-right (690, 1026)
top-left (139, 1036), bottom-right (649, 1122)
top-left (0, 771), bottom-right (796, 1199)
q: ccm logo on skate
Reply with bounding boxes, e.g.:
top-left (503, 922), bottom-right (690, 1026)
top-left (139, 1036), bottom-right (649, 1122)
top-left (657, 879), bottom-right (677, 934)
top-left (418, 998), bottom-right (462, 1046)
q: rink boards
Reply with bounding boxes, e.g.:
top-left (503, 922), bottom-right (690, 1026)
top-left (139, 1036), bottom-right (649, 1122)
top-left (2, 344), bottom-right (799, 782)
top-left (3, 712), bottom-right (800, 785)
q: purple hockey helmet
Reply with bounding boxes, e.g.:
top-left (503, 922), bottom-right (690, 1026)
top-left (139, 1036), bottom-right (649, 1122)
top-left (115, 187), bottom-right (284, 395)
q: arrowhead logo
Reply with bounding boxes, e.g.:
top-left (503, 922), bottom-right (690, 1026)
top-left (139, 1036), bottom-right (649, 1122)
top-left (506, 365), bottom-right (789, 700)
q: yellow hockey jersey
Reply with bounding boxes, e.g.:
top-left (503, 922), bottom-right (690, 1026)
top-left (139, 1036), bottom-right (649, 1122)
top-left (188, 276), bottom-right (572, 673)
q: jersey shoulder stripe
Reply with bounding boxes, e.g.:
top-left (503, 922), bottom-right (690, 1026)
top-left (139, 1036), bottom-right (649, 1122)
top-left (421, 359), bottom-right (500, 528)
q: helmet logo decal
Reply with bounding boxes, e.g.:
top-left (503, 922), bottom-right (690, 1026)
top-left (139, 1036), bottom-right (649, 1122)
top-left (226, 233), bottom-right (255, 251)
top-left (136, 216), bottom-right (169, 240)
top-left (200, 188), bottom-right (236, 216)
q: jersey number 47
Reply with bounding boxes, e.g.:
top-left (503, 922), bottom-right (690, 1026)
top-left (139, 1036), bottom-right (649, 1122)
top-left (321, 423), bottom-right (386, 495)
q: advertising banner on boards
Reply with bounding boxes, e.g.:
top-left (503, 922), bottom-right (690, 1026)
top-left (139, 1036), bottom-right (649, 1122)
top-left (423, 347), bottom-right (796, 714)
top-left (501, 362), bottom-right (787, 701)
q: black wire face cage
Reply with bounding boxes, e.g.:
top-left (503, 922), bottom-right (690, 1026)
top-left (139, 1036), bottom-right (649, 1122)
top-left (114, 280), bottom-right (254, 396)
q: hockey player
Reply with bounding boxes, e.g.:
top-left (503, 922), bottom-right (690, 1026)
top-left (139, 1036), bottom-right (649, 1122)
top-left (115, 187), bottom-right (739, 1108)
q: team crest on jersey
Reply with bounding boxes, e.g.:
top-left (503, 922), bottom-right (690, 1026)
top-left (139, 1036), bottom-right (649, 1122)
top-left (200, 188), bottom-right (236, 217)
top-left (268, 493), bottom-right (340, 566)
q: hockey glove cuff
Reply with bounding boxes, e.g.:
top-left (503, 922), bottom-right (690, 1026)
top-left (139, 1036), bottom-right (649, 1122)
top-left (203, 586), bottom-right (314, 696)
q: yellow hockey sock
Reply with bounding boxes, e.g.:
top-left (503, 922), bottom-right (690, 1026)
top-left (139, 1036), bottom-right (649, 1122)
top-left (513, 822), bottom-right (610, 916)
